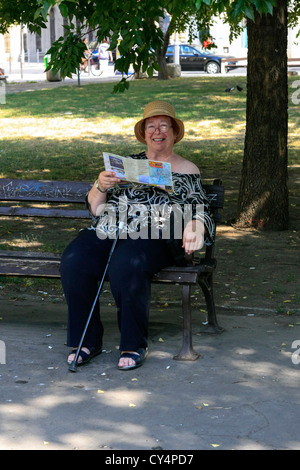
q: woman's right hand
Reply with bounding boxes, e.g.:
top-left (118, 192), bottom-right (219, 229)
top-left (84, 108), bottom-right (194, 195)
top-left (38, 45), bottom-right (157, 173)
top-left (97, 170), bottom-right (121, 192)
top-left (89, 171), bottom-right (121, 216)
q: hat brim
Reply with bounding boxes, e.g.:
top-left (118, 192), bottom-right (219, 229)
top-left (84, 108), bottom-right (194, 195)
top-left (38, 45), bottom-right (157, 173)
top-left (134, 116), bottom-right (184, 145)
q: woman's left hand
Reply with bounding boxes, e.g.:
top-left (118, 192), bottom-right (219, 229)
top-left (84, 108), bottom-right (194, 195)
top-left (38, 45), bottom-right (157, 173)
top-left (182, 220), bottom-right (204, 255)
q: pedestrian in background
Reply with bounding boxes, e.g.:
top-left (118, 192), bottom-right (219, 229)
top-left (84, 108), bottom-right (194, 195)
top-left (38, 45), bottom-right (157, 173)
top-left (98, 38), bottom-right (113, 76)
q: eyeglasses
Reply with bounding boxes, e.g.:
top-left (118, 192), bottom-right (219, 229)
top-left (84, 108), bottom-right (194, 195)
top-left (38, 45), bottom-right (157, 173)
top-left (145, 123), bottom-right (172, 134)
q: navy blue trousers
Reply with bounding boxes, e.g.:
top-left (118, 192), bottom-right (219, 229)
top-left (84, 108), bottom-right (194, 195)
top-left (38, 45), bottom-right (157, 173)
top-left (60, 228), bottom-right (173, 352)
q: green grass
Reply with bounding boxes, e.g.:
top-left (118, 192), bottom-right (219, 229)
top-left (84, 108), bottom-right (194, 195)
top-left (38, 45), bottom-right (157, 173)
top-left (0, 75), bottom-right (299, 301)
top-left (1, 76), bottom-right (249, 180)
top-left (1, 76), bottom-right (298, 181)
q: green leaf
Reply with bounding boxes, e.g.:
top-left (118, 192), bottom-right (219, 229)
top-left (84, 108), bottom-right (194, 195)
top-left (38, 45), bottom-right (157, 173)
top-left (40, 0), bottom-right (53, 20)
top-left (33, 7), bottom-right (43, 20)
top-left (147, 65), bottom-right (153, 78)
top-left (59, 3), bottom-right (69, 18)
top-left (152, 62), bottom-right (160, 72)
top-left (263, 1), bottom-right (274, 15)
top-left (252, 0), bottom-right (276, 15)
top-left (244, 5), bottom-right (255, 21)
top-left (113, 77), bottom-right (128, 94)
top-left (234, 0), bottom-right (245, 17)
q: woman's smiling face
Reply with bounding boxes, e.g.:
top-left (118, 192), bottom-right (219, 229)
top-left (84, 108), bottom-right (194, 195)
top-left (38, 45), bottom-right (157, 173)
top-left (144, 115), bottom-right (177, 153)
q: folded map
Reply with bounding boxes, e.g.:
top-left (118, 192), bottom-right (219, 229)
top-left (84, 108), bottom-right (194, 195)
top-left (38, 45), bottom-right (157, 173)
top-left (103, 152), bottom-right (174, 193)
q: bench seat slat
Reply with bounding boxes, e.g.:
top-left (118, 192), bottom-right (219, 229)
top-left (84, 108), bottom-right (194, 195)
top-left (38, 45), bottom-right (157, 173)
top-left (0, 250), bottom-right (61, 260)
top-left (0, 206), bottom-right (90, 218)
top-left (0, 260), bottom-right (61, 277)
top-left (0, 206), bottom-right (89, 218)
top-left (0, 250), bottom-right (205, 284)
top-left (0, 250), bottom-right (61, 277)
top-left (0, 251), bottom-right (216, 285)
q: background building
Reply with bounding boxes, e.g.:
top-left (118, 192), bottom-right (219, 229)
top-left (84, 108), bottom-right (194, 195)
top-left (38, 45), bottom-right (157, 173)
top-left (0, 5), bottom-right (95, 71)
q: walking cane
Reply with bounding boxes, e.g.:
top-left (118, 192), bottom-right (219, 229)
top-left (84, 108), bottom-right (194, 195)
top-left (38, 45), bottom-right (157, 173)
top-left (69, 222), bottom-right (124, 372)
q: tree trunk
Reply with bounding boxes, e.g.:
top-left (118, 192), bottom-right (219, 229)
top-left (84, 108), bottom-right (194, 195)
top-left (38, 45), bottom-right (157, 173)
top-left (156, 22), bottom-right (170, 80)
top-left (156, 46), bottom-right (169, 80)
top-left (235, 0), bottom-right (289, 230)
top-left (148, 16), bottom-right (169, 80)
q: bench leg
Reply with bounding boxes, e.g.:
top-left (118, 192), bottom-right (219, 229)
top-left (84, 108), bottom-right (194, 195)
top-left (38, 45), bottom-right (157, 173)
top-left (199, 273), bottom-right (224, 334)
top-left (173, 285), bottom-right (201, 361)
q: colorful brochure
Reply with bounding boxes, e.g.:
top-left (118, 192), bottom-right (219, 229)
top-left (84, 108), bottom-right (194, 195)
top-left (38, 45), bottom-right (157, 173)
top-left (103, 152), bottom-right (173, 193)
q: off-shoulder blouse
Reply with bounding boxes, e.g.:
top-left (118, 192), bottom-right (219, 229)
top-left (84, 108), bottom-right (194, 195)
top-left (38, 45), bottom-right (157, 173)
top-left (87, 152), bottom-right (215, 245)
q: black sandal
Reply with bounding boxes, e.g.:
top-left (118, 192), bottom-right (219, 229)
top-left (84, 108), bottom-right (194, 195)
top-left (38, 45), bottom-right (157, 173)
top-left (67, 346), bottom-right (102, 366)
top-left (118, 348), bottom-right (148, 371)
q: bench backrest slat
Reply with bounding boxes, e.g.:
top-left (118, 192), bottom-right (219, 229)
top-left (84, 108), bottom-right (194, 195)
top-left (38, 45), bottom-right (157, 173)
top-left (0, 179), bottom-right (92, 203)
top-left (0, 178), bottom-right (224, 207)
top-left (0, 178), bottom-right (224, 226)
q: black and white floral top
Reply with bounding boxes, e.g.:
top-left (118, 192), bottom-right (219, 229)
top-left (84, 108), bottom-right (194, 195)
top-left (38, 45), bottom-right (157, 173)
top-left (87, 152), bottom-right (215, 245)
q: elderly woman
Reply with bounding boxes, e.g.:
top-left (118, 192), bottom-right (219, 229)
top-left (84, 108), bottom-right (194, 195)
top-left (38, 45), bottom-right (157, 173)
top-left (60, 101), bottom-right (214, 370)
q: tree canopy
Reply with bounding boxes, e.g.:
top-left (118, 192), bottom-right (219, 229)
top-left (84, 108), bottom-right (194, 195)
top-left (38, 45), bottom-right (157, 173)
top-left (1, 0), bottom-right (298, 91)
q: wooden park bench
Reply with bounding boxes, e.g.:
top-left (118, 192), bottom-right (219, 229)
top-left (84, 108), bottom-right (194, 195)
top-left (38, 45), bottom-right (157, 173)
top-left (221, 57), bottom-right (248, 73)
top-left (0, 177), bottom-right (224, 361)
top-left (221, 57), bottom-right (300, 73)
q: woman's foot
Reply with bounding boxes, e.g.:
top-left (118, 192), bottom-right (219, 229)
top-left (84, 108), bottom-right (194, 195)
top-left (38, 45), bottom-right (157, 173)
top-left (67, 347), bottom-right (90, 365)
top-left (67, 346), bottom-right (102, 366)
top-left (118, 348), bottom-right (148, 370)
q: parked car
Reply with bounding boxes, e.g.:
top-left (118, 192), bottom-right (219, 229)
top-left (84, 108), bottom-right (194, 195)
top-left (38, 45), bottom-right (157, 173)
top-left (166, 44), bottom-right (228, 74)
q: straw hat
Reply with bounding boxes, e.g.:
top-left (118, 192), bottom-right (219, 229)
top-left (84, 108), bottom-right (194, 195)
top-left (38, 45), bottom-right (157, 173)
top-left (134, 101), bottom-right (185, 145)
